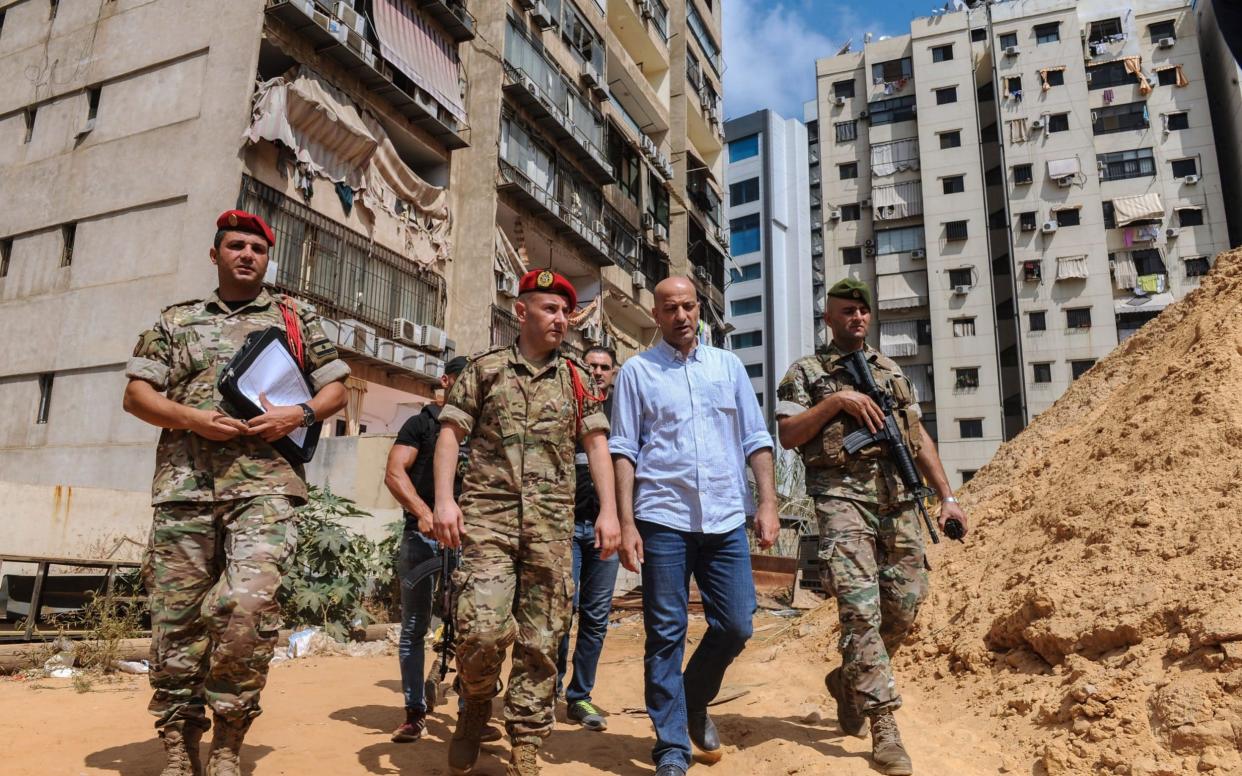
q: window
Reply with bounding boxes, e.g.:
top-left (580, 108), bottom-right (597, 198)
top-left (1005, 75), bottom-right (1023, 95)
top-left (1033, 362), bottom-right (1052, 383)
top-left (959, 418), bottom-right (983, 438)
top-left (1070, 359), bottom-right (1096, 379)
top-left (835, 120), bottom-right (858, 142)
top-left (1055, 208), bottom-right (1080, 227)
top-left (23, 108), bottom-right (36, 144)
top-left (935, 86), bottom-right (958, 105)
top-left (1088, 18), bottom-right (1123, 44)
top-left (872, 57), bottom-right (913, 83)
top-left (608, 132), bottom-right (642, 205)
top-left (1047, 113), bottom-right (1069, 133)
top-left (756, 392), bottom-right (764, 407)
top-left (840, 204), bottom-right (861, 222)
top-left (916, 319), bottom-right (933, 346)
top-left (842, 246), bottom-right (863, 265)
top-left (839, 162), bottom-right (858, 180)
top-left (1013, 164), bottom-right (1033, 185)
top-left (729, 177), bottom-right (759, 205)
top-left (648, 170), bottom-right (670, 228)
top-left (948, 267), bottom-right (972, 287)
top-left (1177, 208), bottom-right (1204, 227)
top-left (1046, 69), bottom-right (1065, 87)
top-left (945, 220), bottom-right (968, 241)
top-left (972, 28), bottom-right (987, 42)
top-left (731, 330), bottom-right (763, 349)
top-left (1171, 158), bottom-right (1198, 178)
top-left (1094, 102), bottom-right (1148, 134)
top-left (730, 263), bottom-right (762, 282)
top-left (1098, 148), bottom-right (1156, 181)
top-left (1087, 60), bottom-right (1138, 90)
top-left (1148, 20), bottom-right (1176, 41)
top-left (942, 175), bottom-right (965, 194)
top-left (729, 134), bottom-right (759, 162)
top-left (868, 95), bottom-right (917, 126)
top-left (36, 374), bottom-right (54, 424)
top-left (1019, 211), bottom-right (1038, 231)
top-left (60, 223), bottom-right (76, 267)
top-left (833, 79), bottom-right (856, 99)
top-left (1102, 201), bottom-right (1116, 229)
top-left (730, 214), bottom-right (760, 255)
top-left (940, 130), bottom-right (962, 149)
top-left (999, 32), bottom-right (1018, 48)
top-left (745, 363), bottom-right (763, 379)
top-left (87, 86), bottom-right (101, 123)
top-left (932, 44), bottom-right (953, 62)
top-left (955, 367), bottom-right (980, 389)
top-left (1022, 260), bottom-right (1043, 282)
top-left (1029, 310), bottom-right (1047, 331)
top-left (1131, 249), bottom-right (1165, 275)
top-left (961, 469), bottom-right (977, 483)
top-left (876, 225), bottom-right (925, 254)
top-left (952, 317), bottom-right (976, 337)
top-left (731, 296), bottom-right (763, 316)
top-left (1155, 68), bottom-right (1179, 87)
top-left (1166, 112), bottom-right (1189, 131)
top-left (1035, 22), bottom-right (1060, 44)
top-left (0, 237), bottom-right (11, 278)
top-left (1184, 256), bottom-right (1211, 277)
top-left (1066, 307), bottom-right (1092, 329)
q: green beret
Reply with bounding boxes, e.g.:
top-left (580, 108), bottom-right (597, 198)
top-left (827, 277), bottom-right (872, 309)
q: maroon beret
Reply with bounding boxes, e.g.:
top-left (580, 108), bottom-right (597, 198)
top-left (519, 269), bottom-right (577, 309)
top-left (216, 209), bottom-right (275, 248)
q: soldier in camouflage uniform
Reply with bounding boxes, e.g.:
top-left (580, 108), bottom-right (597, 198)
top-left (432, 269), bottom-right (619, 776)
top-left (123, 210), bottom-right (350, 776)
top-left (776, 278), bottom-right (968, 776)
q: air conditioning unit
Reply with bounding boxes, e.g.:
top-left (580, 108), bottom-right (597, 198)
top-left (911, 248), bottom-right (927, 259)
top-left (637, 0), bottom-right (654, 19)
top-left (392, 317), bottom-right (419, 345)
top-left (1056, 176), bottom-right (1074, 188)
top-left (858, 110), bottom-right (869, 119)
top-left (581, 67), bottom-right (601, 89)
top-left (376, 337), bottom-right (399, 362)
top-left (640, 135), bottom-right (657, 158)
top-left (522, 74), bottom-right (539, 96)
top-left (530, 1), bottom-right (555, 29)
top-left (661, 159), bottom-right (674, 180)
top-left (422, 356), bottom-right (445, 380)
top-left (1157, 36), bottom-right (1176, 49)
top-left (1184, 174), bottom-right (1201, 185)
top-left (952, 284), bottom-right (970, 295)
top-left (829, 209), bottom-right (843, 220)
top-left (641, 212), bottom-right (655, 231)
top-left (591, 82), bottom-right (609, 100)
top-left (655, 223), bottom-right (669, 241)
top-left (418, 325), bottom-right (449, 353)
top-left (339, 319), bottom-right (377, 355)
top-left (1041, 221), bottom-right (1058, 233)
top-left (592, 219), bottom-right (606, 236)
top-left (1165, 227), bottom-right (1179, 238)
top-left (700, 91), bottom-right (713, 111)
top-left (1030, 118), bottom-right (1045, 131)
top-left (336, 2), bottom-right (366, 34)
top-left (496, 272), bottom-right (520, 298)
top-left (401, 350), bottom-right (426, 373)
top-left (631, 270), bottom-right (647, 287)
top-left (693, 265), bottom-right (710, 283)
top-left (860, 198), bottom-right (871, 207)
top-left (1085, 71), bottom-right (1094, 83)
top-left (1004, 45), bottom-right (1020, 57)
top-left (833, 96), bottom-right (845, 107)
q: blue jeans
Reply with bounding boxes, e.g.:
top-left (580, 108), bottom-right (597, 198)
top-left (556, 520), bottom-right (621, 703)
top-left (397, 523), bottom-right (437, 712)
top-left (638, 521), bottom-right (755, 770)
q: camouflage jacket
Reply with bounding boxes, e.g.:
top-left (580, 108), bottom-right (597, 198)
top-left (126, 289), bottom-right (350, 505)
top-left (439, 344), bottom-right (609, 541)
top-left (776, 343), bottom-right (922, 507)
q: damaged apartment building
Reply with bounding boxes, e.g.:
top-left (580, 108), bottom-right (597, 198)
top-left (0, 0), bottom-right (726, 548)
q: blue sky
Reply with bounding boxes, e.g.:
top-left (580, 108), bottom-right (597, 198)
top-left (722, 0), bottom-right (932, 120)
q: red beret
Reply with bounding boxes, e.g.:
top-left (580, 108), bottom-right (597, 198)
top-left (519, 269), bottom-right (577, 309)
top-left (216, 209), bottom-right (275, 248)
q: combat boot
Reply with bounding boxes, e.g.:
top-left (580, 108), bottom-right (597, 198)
top-left (204, 716), bottom-right (251, 776)
top-left (870, 712), bottom-right (913, 776)
top-left (825, 667), bottom-right (866, 737)
top-left (505, 742), bottom-right (541, 776)
top-left (158, 720), bottom-right (207, 776)
top-left (448, 699), bottom-right (493, 775)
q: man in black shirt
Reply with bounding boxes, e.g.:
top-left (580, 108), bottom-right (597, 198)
top-left (384, 355), bottom-right (499, 743)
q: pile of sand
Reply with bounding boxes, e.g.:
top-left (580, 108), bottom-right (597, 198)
top-left (885, 249), bottom-right (1242, 775)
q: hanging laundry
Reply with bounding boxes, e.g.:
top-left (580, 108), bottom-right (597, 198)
top-left (1102, 88), bottom-right (1114, 105)
top-left (1136, 274), bottom-right (1162, 294)
top-left (1124, 227), bottom-right (1134, 247)
top-left (335, 182), bottom-right (354, 215)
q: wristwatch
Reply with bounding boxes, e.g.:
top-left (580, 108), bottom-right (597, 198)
top-left (297, 403), bottom-right (316, 428)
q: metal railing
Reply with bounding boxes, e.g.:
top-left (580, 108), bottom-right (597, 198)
top-left (491, 304), bottom-right (520, 348)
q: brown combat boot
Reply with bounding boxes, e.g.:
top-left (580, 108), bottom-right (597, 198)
top-left (505, 742), bottom-right (540, 776)
top-left (448, 699), bottom-right (493, 775)
top-left (159, 720), bottom-right (207, 776)
top-left (870, 712), bottom-right (913, 776)
top-left (205, 716), bottom-right (251, 776)
top-left (825, 667), bottom-right (866, 737)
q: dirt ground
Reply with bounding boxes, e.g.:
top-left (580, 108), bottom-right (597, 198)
top-left (0, 611), bottom-right (1008, 776)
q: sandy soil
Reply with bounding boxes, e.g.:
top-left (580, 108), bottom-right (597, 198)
top-left (0, 612), bottom-right (1007, 776)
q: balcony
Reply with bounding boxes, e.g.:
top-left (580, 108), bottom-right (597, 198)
top-left (416, 0), bottom-right (475, 42)
top-left (610, 0), bottom-right (670, 71)
top-left (607, 27), bottom-right (669, 135)
top-left (264, 0), bottom-right (468, 149)
top-left (497, 159), bottom-right (613, 267)
top-left (686, 168), bottom-right (722, 226)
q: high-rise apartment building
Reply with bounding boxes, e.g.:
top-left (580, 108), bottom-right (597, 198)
top-left (722, 109), bottom-right (815, 426)
top-left (812, 0), bottom-right (1229, 486)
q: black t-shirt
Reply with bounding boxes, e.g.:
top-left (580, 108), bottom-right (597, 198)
top-left (394, 405), bottom-right (443, 509)
top-left (574, 394), bottom-right (612, 522)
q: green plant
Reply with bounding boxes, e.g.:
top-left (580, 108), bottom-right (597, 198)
top-left (278, 487), bottom-right (389, 641)
top-left (74, 575), bottom-right (147, 671)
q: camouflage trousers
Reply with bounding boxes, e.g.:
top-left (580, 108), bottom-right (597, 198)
top-left (815, 497), bottom-right (927, 716)
top-left (454, 525), bottom-right (573, 746)
top-left (142, 496), bottom-right (297, 728)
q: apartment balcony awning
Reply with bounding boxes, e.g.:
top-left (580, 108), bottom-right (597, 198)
top-left (496, 160), bottom-right (613, 267)
top-left (415, 0), bottom-right (476, 43)
top-left (502, 65), bottom-right (615, 185)
top-left (877, 271), bottom-right (928, 310)
top-left (873, 180), bottom-right (922, 221)
top-left (1115, 292), bottom-right (1173, 314)
top-left (372, 0), bottom-right (467, 122)
top-left (1113, 192), bottom-right (1164, 226)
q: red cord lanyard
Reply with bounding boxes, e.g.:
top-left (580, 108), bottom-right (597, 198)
top-left (565, 358), bottom-right (605, 431)
top-left (280, 300), bottom-right (305, 370)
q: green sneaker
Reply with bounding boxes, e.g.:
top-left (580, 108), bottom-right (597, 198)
top-left (566, 700), bottom-right (608, 732)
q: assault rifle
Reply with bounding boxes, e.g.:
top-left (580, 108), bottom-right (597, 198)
top-left (424, 547), bottom-right (459, 707)
top-left (838, 349), bottom-right (965, 544)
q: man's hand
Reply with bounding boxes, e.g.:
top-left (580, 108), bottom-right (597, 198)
top-left (189, 409), bottom-right (250, 441)
top-left (594, 510), bottom-right (621, 560)
top-left (939, 500), bottom-right (969, 539)
top-left (753, 501), bottom-right (780, 550)
top-left (413, 504), bottom-right (435, 537)
top-left (247, 393), bottom-right (304, 442)
top-left (619, 523), bottom-right (644, 573)
top-left (433, 499), bottom-right (465, 549)
top-left (834, 390), bottom-right (884, 433)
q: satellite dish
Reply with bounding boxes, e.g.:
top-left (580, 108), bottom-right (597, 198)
top-left (836, 39), bottom-right (853, 56)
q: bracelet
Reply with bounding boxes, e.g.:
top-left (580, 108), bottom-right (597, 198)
top-left (943, 496), bottom-right (958, 503)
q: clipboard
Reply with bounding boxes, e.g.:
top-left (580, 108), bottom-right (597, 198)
top-left (217, 327), bottom-right (322, 465)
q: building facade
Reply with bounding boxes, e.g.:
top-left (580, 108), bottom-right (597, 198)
top-left (813, 0), bottom-right (1230, 486)
top-left (723, 109), bottom-right (815, 426)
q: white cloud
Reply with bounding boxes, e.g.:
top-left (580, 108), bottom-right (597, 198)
top-left (722, 0), bottom-right (884, 120)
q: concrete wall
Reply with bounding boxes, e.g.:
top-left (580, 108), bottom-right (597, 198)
top-left (1199, 0), bottom-right (1242, 248)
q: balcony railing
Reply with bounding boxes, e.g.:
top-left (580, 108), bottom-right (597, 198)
top-left (417, 0), bottom-right (475, 42)
top-left (239, 175), bottom-right (446, 334)
top-left (497, 159), bottom-right (613, 266)
top-left (491, 304), bottom-right (520, 347)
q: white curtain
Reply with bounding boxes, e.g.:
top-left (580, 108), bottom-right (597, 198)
top-left (873, 181), bottom-right (923, 221)
top-left (1056, 255), bottom-right (1090, 280)
top-left (879, 320), bottom-right (919, 357)
top-left (904, 364), bottom-right (932, 403)
top-left (877, 271), bottom-right (929, 310)
top-left (1111, 254), bottom-right (1138, 289)
top-left (871, 139), bottom-right (919, 177)
top-left (1047, 157), bottom-right (1081, 179)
